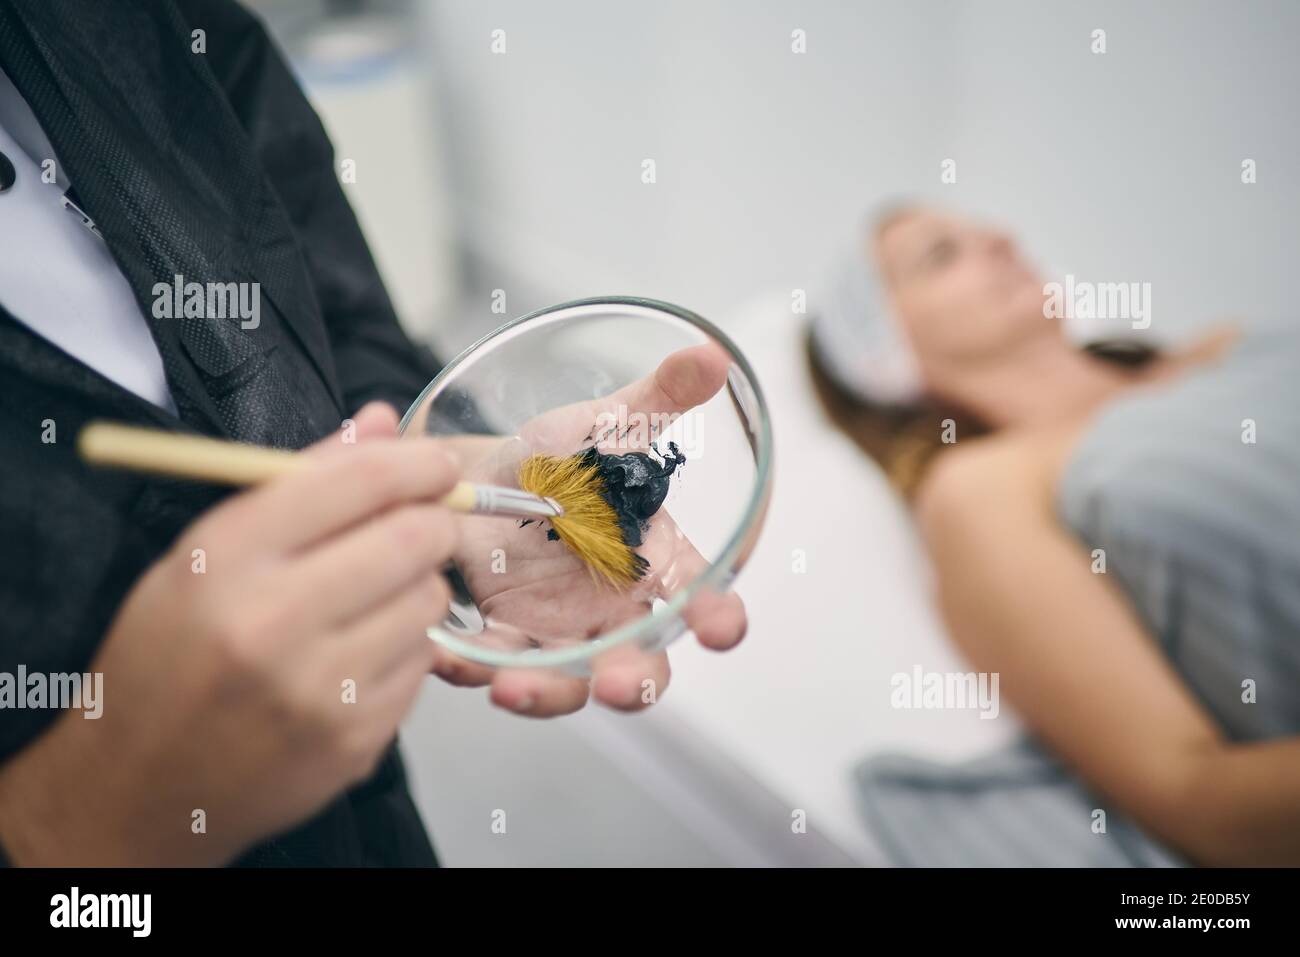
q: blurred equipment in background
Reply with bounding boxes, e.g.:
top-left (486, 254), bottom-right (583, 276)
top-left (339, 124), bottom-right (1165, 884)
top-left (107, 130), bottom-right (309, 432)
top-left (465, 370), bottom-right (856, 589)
top-left (252, 0), bottom-right (458, 347)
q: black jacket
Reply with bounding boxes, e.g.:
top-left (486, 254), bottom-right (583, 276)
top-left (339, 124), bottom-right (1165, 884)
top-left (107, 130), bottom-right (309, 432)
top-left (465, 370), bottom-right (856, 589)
top-left (0, 0), bottom-right (441, 865)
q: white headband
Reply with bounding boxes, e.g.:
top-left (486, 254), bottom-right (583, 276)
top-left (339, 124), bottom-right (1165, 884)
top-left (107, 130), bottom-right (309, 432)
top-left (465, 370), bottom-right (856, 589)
top-left (809, 237), bottom-right (925, 406)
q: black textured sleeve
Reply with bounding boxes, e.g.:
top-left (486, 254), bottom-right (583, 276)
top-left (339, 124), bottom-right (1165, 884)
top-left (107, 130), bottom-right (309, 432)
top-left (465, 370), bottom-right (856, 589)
top-left (173, 0), bottom-right (442, 415)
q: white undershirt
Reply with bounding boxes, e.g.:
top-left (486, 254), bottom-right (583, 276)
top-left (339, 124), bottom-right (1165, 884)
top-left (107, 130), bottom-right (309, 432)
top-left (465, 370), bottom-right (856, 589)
top-left (0, 67), bottom-right (175, 412)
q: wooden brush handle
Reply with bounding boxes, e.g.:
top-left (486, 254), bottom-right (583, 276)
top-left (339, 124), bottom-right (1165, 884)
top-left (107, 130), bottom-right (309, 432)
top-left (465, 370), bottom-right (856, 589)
top-left (78, 421), bottom-right (480, 511)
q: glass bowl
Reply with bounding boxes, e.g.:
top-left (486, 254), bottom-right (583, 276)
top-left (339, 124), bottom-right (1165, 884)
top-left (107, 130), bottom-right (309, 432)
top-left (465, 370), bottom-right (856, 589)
top-left (399, 296), bottom-right (773, 674)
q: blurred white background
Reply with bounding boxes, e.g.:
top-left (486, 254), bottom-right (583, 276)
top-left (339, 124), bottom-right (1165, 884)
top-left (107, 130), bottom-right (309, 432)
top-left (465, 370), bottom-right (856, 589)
top-left (253, 0), bottom-right (1300, 865)
top-left (419, 0), bottom-right (1299, 345)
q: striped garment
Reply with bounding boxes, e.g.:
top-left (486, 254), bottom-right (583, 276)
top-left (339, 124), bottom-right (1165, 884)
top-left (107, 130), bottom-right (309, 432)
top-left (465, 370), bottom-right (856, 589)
top-left (854, 325), bottom-right (1300, 866)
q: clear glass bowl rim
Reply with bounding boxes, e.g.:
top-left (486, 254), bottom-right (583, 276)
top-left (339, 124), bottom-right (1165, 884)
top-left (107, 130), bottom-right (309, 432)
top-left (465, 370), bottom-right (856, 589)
top-left (398, 295), bottom-right (775, 669)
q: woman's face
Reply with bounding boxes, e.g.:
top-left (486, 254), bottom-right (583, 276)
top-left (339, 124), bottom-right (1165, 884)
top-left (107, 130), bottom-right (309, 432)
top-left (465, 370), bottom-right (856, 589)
top-left (875, 209), bottom-right (1050, 371)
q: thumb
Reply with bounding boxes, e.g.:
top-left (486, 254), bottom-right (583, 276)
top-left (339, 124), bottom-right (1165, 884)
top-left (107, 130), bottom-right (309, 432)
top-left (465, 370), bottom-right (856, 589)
top-left (305, 402), bottom-right (401, 460)
top-left (348, 401), bottom-right (402, 442)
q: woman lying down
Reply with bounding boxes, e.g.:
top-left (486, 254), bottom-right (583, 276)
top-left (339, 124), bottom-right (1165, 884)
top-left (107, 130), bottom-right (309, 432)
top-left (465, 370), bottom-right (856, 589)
top-left (808, 205), bottom-right (1300, 866)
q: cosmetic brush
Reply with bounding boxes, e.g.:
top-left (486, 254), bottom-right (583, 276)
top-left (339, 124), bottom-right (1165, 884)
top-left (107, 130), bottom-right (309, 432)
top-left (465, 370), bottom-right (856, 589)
top-left (517, 451), bottom-right (648, 587)
top-left (77, 422), bottom-right (678, 589)
top-left (77, 421), bottom-right (563, 522)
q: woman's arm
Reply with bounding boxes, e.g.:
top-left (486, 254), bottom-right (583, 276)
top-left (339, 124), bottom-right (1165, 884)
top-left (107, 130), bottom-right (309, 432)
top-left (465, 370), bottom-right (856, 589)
top-left (914, 428), bottom-right (1300, 866)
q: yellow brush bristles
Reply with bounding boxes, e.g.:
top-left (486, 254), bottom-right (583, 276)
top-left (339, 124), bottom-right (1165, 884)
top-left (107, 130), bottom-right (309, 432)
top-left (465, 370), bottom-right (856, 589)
top-left (517, 452), bottom-right (644, 588)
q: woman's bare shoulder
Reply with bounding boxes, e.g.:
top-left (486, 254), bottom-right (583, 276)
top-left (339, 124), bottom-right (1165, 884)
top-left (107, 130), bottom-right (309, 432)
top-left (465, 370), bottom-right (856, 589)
top-left (912, 421), bottom-right (1087, 526)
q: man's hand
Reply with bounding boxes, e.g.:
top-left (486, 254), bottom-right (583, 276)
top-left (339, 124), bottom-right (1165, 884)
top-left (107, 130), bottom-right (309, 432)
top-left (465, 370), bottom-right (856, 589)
top-left (0, 404), bottom-right (459, 866)
top-left (423, 344), bottom-right (748, 717)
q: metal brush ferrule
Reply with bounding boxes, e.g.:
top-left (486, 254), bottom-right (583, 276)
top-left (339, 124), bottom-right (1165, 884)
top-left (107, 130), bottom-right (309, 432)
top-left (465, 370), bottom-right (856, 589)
top-left (472, 484), bottom-right (564, 519)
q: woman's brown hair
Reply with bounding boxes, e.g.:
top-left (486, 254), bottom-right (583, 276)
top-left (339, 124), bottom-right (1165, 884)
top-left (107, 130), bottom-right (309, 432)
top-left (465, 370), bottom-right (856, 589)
top-left (805, 329), bottom-right (1156, 500)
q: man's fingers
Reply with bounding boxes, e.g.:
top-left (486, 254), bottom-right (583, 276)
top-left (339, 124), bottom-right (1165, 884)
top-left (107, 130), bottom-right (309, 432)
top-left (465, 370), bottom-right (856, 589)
top-left (284, 504), bottom-right (459, 627)
top-left (489, 668), bottom-right (590, 718)
top-left (612, 342), bottom-right (731, 418)
top-left (429, 643), bottom-right (496, 687)
top-left (218, 439), bottom-right (461, 555)
top-left (336, 572), bottom-right (450, 683)
top-left (637, 511), bottom-right (747, 651)
top-left (590, 642), bottom-right (671, 711)
top-left (304, 402), bottom-right (400, 460)
top-left (349, 634), bottom-right (439, 762)
top-left (660, 538), bottom-right (748, 651)
top-left (347, 402), bottom-right (402, 443)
